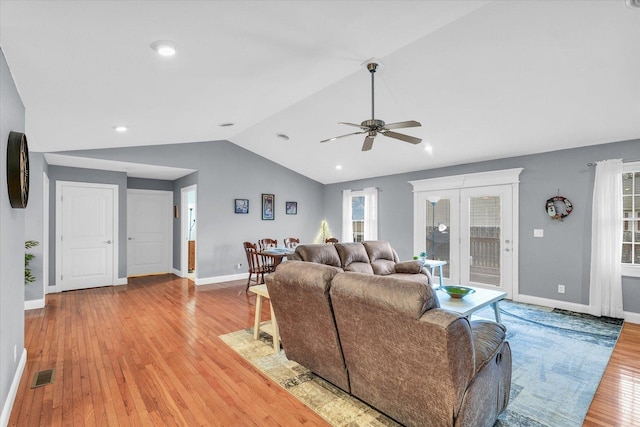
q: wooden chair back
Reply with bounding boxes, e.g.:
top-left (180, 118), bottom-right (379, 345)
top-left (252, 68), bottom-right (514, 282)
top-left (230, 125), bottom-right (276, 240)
top-left (284, 237), bottom-right (300, 248)
top-left (325, 237), bottom-right (339, 244)
top-left (258, 238), bottom-right (278, 272)
top-left (243, 241), bottom-right (268, 291)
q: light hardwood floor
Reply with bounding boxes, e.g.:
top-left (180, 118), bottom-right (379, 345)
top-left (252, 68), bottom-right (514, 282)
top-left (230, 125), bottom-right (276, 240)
top-left (9, 274), bottom-right (640, 426)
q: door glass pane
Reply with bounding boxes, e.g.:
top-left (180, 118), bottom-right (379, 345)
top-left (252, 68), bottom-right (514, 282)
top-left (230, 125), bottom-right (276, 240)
top-left (469, 196), bottom-right (501, 285)
top-left (426, 199), bottom-right (450, 278)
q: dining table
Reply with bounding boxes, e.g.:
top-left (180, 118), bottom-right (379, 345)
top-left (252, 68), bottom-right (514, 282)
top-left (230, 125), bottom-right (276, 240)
top-left (259, 247), bottom-right (295, 269)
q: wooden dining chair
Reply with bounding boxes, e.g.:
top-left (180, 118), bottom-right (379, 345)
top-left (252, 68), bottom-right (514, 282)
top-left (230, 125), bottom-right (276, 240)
top-left (258, 238), bottom-right (278, 272)
top-left (284, 237), bottom-right (300, 248)
top-left (243, 241), bottom-right (269, 291)
top-left (325, 237), bottom-right (339, 244)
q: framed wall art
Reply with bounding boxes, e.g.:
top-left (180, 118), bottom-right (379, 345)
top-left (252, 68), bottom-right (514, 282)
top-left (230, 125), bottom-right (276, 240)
top-left (286, 201), bottom-right (297, 215)
top-left (234, 198), bottom-right (249, 214)
top-left (262, 194), bottom-right (274, 220)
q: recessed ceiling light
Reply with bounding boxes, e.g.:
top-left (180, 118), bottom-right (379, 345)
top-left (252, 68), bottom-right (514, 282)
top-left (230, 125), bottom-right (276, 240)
top-left (113, 125), bottom-right (128, 133)
top-left (276, 133), bottom-right (290, 141)
top-left (151, 40), bottom-right (177, 57)
top-left (335, 165), bottom-right (343, 170)
top-left (218, 122), bottom-right (235, 127)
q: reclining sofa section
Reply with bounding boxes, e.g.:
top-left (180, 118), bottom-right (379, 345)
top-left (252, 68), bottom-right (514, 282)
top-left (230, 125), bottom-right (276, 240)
top-left (266, 260), bottom-right (512, 427)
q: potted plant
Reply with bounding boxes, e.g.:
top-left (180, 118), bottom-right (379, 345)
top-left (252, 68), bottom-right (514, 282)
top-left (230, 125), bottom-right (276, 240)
top-left (25, 240), bottom-right (39, 284)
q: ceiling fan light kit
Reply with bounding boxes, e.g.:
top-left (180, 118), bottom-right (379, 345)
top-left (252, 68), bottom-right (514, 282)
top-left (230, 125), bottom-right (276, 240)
top-left (321, 62), bottom-right (422, 151)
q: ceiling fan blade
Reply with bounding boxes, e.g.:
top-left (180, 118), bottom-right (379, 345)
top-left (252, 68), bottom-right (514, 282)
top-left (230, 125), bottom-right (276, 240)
top-left (383, 120), bottom-right (422, 130)
top-left (361, 134), bottom-right (376, 151)
top-left (381, 130), bottom-right (422, 145)
top-left (320, 131), bottom-right (365, 143)
top-left (339, 122), bottom-right (368, 129)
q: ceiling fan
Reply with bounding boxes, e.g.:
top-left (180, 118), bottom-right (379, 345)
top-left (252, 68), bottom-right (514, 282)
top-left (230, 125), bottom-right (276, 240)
top-left (321, 62), bottom-right (422, 151)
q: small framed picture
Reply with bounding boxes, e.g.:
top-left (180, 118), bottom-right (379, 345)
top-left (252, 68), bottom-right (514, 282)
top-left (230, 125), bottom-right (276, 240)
top-left (286, 201), bottom-right (297, 215)
top-left (234, 199), bottom-right (249, 214)
top-left (262, 194), bottom-right (275, 220)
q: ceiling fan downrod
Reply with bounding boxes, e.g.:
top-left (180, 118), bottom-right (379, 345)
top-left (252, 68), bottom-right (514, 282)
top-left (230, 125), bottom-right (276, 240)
top-left (368, 63), bottom-right (378, 120)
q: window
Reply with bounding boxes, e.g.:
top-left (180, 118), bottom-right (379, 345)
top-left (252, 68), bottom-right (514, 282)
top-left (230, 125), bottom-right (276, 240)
top-left (342, 188), bottom-right (378, 242)
top-left (622, 164), bottom-right (640, 271)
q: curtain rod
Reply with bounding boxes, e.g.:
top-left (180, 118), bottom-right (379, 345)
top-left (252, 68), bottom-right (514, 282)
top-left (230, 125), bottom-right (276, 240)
top-left (587, 159), bottom-right (640, 167)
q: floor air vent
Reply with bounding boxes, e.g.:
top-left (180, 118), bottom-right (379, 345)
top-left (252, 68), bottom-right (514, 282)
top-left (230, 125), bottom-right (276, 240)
top-left (30, 368), bottom-right (55, 388)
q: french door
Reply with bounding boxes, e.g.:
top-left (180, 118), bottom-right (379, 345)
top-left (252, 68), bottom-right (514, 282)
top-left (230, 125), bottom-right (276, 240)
top-left (411, 169), bottom-right (522, 298)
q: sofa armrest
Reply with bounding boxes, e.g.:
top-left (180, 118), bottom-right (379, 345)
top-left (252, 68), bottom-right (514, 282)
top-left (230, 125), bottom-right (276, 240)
top-left (394, 260), bottom-right (423, 274)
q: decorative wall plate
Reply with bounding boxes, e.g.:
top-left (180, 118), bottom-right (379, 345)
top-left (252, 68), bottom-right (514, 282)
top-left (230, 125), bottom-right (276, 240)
top-left (7, 131), bottom-right (29, 208)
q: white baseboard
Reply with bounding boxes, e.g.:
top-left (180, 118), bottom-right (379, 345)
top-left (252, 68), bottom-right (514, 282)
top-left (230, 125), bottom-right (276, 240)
top-left (196, 273), bottom-right (248, 286)
top-left (622, 311), bottom-right (640, 324)
top-left (24, 299), bottom-right (45, 311)
top-left (115, 277), bottom-right (128, 286)
top-left (516, 294), bottom-right (590, 314)
top-left (516, 293), bottom-right (640, 324)
top-left (1, 348), bottom-right (26, 427)
top-left (172, 268), bottom-right (182, 277)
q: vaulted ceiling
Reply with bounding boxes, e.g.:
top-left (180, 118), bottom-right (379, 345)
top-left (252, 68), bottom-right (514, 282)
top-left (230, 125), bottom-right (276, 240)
top-left (1, 1), bottom-right (638, 184)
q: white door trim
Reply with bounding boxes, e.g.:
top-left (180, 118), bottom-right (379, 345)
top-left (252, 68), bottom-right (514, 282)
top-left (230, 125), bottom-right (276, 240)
top-left (126, 189), bottom-right (173, 276)
top-left (181, 185), bottom-right (197, 278)
top-left (55, 181), bottom-right (119, 290)
top-left (43, 172), bottom-right (50, 295)
top-left (410, 168), bottom-right (523, 299)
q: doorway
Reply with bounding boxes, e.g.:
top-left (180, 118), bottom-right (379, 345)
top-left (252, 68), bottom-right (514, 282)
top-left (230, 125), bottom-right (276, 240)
top-left (181, 185), bottom-right (197, 280)
top-left (55, 181), bottom-right (118, 291)
top-left (410, 168), bottom-right (523, 298)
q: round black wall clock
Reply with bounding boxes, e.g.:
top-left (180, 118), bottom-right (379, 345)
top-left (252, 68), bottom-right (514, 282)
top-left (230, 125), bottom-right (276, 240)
top-left (6, 131), bottom-right (29, 208)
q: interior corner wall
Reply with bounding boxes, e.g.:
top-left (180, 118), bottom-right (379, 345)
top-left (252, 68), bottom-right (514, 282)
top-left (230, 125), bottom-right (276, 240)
top-left (46, 166), bottom-right (128, 286)
top-left (52, 140), bottom-right (326, 280)
top-left (324, 138), bottom-right (640, 314)
top-left (0, 47), bottom-right (26, 423)
top-left (24, 152), bottom-right (47, 303)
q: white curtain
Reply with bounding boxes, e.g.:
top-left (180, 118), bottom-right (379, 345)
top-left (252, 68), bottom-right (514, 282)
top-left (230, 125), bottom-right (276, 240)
top-left (589, 159), bottom-right (624, 318)
top-left (342, 189), bottom-right (353, 243)
top-left (363, 187), bottom-right (378, 240)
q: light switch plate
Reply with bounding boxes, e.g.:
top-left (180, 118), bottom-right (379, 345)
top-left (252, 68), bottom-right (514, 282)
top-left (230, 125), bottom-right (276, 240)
top-left (534, 229), bottom-right (544, 238)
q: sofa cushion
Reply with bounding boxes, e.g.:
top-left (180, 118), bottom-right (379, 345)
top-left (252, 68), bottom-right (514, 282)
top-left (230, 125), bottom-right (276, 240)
top-left (293, 244), bottom-right (342, 268)
top-left (363, 241), bottom-right (399, 275)
top-left (471, 320), bottom-right (507, 372)
top-left (331, 272), bottom-right (439, 319)
top-left (335, 242), bottom-right (374, 274)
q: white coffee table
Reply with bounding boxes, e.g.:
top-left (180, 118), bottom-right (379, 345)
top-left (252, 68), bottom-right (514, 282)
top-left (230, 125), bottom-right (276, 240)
top-left (436, 286), bottom-right (507, 323)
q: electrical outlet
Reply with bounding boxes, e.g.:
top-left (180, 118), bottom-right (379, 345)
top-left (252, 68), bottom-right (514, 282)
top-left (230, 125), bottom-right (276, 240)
top-left (235, 263), bottom-right (242, 269)
top-left (557, 284), bottom-right (565, 294)
top-left (534, 229), bottom-right (544, 237)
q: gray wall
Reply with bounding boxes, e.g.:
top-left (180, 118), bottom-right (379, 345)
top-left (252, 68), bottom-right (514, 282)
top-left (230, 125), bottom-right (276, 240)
top-left (47, 166), bottom-right (128, 284)
top-left (127, 177), bottom-right (173, 191)
top-left (0, 48), bottom-right (26, 420)
top-left (324, 138), bottom-right (640, 313)
top-left (54, 141), bottom-right (326, 279)
top-left (24, 152), bottom-right (47, 302)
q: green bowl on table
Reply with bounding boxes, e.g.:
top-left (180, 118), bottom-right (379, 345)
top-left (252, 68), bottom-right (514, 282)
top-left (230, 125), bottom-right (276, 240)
top-left (439, 286), bottom-right (476, 299)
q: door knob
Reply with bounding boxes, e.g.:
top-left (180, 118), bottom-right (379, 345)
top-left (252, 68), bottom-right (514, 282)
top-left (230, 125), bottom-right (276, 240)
top-left (105, 240), bottom-right (112, 244)
top-left (128, 237), bottom-right (134, 240)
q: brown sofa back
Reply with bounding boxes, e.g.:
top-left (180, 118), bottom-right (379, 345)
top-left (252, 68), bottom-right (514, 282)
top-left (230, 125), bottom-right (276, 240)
top-left (290, 244), bottom-right (342, 268)
top-left (265, 261), bottom-right (350, 392)
top-left (334, 242), bottom-right (374, 274)
top-left (330, 273), bottom-right (478, 427)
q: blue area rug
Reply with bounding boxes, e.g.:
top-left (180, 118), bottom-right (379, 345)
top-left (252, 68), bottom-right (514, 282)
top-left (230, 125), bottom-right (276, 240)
top-left (221, 301), bottom-right (622, 426)
top-left (473, 300), bottom-right (623, 427)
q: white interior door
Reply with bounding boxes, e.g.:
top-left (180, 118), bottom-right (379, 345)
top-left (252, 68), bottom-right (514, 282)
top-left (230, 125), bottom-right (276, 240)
top-left (57, 182), bottom-right (117, 291)
top-left (127, 190), bottom-right (172, 276)
top-left (460, 185), bottom-right (514, 294)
